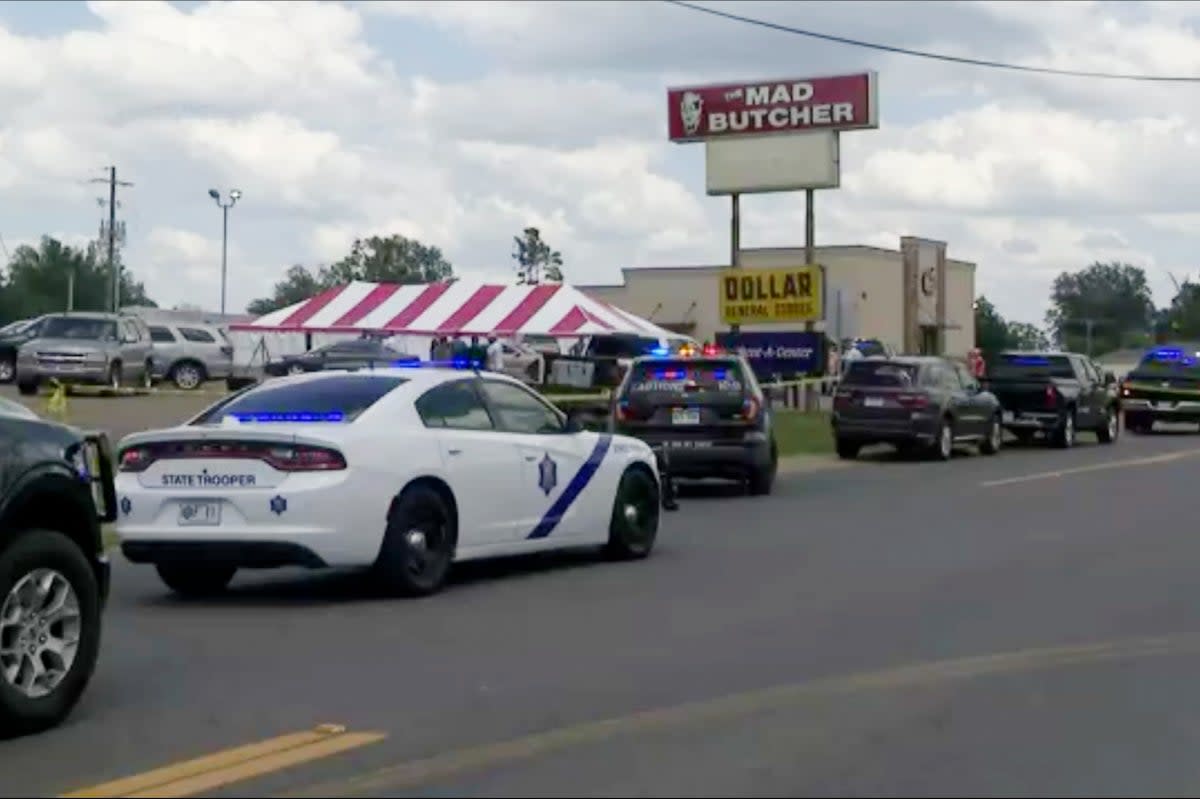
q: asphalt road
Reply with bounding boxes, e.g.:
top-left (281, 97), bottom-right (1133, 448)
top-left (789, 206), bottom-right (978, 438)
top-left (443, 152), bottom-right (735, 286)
top-left (6, 423), bottom-right (1200, 797)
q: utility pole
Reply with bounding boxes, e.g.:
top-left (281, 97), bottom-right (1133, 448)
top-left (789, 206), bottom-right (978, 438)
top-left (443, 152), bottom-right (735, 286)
top-left (91, 167), bottom-right (133, 313)
top-left (209, 188), bottom-right (242, 315)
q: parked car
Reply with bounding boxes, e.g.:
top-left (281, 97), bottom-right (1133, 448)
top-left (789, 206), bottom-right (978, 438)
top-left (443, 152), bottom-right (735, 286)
top-left (15, 313), bottom-right (154, 396)
top-left (1118, 345), bottom-right (1200, 434)
top-left (0, 402), bottom-right (116, 736)
top-left (832, 355), bottom-right (1004, 460)
top-left (263, 338), bottom-right (413, 377)
top-left (985, 350), bottom-right (1118, 447)
top-left (0, 316), bottom-right (46, 384)
top-left (146, 321), bottom-right (234, 390)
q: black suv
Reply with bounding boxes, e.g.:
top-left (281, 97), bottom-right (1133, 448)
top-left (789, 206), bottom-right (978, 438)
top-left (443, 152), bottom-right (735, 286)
top-left (610, 352), bottom-right (778, 494)
top-left (832, 356), bottom-right (1004, 460)
top-left (0, 399), bottom-right (115, 736)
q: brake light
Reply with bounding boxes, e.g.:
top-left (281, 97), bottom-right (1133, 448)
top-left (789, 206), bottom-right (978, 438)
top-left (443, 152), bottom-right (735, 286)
top-left (1120, 380), bottom-right (1131, 397)
top-left (896, 393), bottom-right (930, 409)
top-left (741, 396), bottom-right (761, 421)
top-left (1045, 385), bottom-right (1058, 408)
top-left (117, 441), bottom-right (347, 472)
top-left (702, 344), bottom-right (719, 356)
top-left (615, 400), bottom-right (648, 422)
top-left (833, 389), bottom-right (853, 410)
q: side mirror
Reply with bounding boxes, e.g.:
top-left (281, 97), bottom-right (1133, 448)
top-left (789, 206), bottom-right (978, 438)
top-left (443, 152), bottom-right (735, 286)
top-left (1103, 371), bottom-right (1116, 386)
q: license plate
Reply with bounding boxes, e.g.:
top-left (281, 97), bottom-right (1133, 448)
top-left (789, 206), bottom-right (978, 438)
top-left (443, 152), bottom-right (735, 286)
top-left (667, 440), bottom-right (713, 448)
top-left (863, 396), bottom-right (884, 408)
top-left (672, 408), bottom-right (700, 425)
top-left (178, 500), bottom-right (221, 526)
top-left (1002, 410), bottom-right (1014, 423)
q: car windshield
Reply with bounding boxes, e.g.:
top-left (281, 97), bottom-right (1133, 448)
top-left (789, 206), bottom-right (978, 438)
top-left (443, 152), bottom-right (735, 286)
top-left (842, 360), bottom-right (919, 387)
top-left (191, 374), bottom-right (407, 424)
top-left (1128, 348), bottom-right (1200, 383)
top-left (989, 354), bottom-right (1075, 380)
top-left (40, 317), bottom-right (116, 340)
top-left (624, 358), bottom-right (747, 403)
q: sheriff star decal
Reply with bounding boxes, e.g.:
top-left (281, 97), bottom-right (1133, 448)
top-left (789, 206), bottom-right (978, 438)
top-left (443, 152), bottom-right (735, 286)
top-left (538, 453), bottom-right (558, 496)
top-left (269, 495), bottom-right (288, 516)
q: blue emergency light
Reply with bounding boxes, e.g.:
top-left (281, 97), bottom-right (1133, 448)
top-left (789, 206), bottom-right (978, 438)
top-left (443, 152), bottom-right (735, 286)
top-left (1005, 355), bottom-right (1050, 366)
top-left (229, 411), bottom-right (346, 423)
top-left (389, 357), bottom-right (482, 369)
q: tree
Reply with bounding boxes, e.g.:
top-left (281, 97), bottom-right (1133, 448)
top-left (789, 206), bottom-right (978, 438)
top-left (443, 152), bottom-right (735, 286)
top-left (973, 296), bottom-right (1009, 356)
top-left (245, 234), bottom-right (456, 316)
top-left (323, 235), bottom-right (454, 286)
top-left (246, 264), bottom-right (325, 316)
top-left (513, 227), bottom-right (564, 284)
top-left (0, 236), bottom-right (154, 325)
top-left (1160, 280), bottom-right (1200, 341)
top-left (1006, 322), bottom-right (1050, 351)
top-left (1045, 261), bottom-right (1155, 356)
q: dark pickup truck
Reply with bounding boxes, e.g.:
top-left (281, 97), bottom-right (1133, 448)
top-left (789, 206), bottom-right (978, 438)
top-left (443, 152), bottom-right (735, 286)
top-left (1120, 346), bottom-right (1200, 433)
top-left (0, 400), bottom-right (116, 737)
top-left (984, 351), bottom-right (1119, 448)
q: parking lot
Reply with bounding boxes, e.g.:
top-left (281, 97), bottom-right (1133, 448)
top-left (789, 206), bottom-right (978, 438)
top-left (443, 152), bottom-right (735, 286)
top-left (5, 383), bottom-right (1200, 796)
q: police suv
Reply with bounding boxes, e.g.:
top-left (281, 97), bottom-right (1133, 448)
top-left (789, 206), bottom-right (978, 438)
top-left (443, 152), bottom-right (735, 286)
top-left (610, 346), bottom-right (778, 495)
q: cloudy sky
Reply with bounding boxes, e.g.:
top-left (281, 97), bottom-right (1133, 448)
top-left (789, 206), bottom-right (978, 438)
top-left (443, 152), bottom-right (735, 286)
top-left (0, 0), bottom-right (1197, 323)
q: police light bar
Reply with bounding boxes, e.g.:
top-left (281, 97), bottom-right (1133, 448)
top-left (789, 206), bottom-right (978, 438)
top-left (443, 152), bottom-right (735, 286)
top-left (225, 412), bottom-right (346, 423)
top-left (389, 358), bottom-right (483, 369)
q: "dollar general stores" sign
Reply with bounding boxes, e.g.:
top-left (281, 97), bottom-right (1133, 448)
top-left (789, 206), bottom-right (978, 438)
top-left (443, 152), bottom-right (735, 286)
top-left (718, 266), bottom-right (824, 325)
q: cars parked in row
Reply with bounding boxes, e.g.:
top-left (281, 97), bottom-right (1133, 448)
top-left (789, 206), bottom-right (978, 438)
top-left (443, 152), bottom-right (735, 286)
top-left (984, 351), bottom-right (1119, 447)
top-left (1118, 345), bottom-right (1200, 434)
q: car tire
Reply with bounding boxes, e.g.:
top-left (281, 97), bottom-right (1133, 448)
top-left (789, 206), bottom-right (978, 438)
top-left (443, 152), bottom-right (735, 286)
top-left (606, 468), bottom-right (660, 560)
top-left (747, 443), bottom-right (778, 497)
top-left (0, 356), bottom-right (15, 384)
top-left (979, 414), bottom-right (1003, 455)
top-left (835, 438), bottom-right (861, 460)
top-left (169, 361), bottom-right (206, 391)
top-left (16, 379), bottom-right (38, 396)
top-left (1097, 406), bottom-right (1119, 444)
top-left (287, 364), bottom-right (305, 376)
top-left (929, 417), bottom-right (954, 461)
top-left (0, 529), bottom-right (102, 739)
top-left (155, 564), bottom-right (236, 597)
top-left (1052, 410), bottom-right (1076, 449)
top-left (375, 484), bottom-right (456, 597)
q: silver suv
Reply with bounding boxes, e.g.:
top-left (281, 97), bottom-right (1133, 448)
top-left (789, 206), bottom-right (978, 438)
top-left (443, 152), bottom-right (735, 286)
top-left (16, 312), bottom-right (154, 395)
top-left (146, 321), bottom-right (234, 390)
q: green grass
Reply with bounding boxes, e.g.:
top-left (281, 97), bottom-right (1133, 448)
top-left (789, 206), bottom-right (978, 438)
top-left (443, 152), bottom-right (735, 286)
top-left (773, 410), bottom-right (834, 456)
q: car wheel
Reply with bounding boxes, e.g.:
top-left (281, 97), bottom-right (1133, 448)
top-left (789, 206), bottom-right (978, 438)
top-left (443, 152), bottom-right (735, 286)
top-left (1052, 410), bottom-right (1076, 449)
top-left (0, 357), bottom-right (14, 384)
top-left (606, 468), bottom-right (660, 560)
top-left (979, 414), bottom-right (1003, 455)
top-left (155, 564), bottom-right (236, 597)
top-left (287, 364), bottom-right (305, 376)
top-left (170, 362), bottom-right (205, 391)
top-left (375, 484), bottom-right (456, 597)
top-left (1097, 406), bottom-right (1119, 444)
top-left (16, 380), bottom-right (37, 397)
top-left (747, 442), bottom-right (778, 496)
top-left (0, 529), bottom-right (101, 739)
top-left (106, 362), bottom-right (121, 389)
top-left (835, 438), bottom-right (860, 460)
top-left (930, 418), bottom-right (954, 461)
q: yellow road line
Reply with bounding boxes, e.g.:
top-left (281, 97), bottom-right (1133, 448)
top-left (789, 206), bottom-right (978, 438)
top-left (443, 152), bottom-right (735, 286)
top-left (281, 633), bottom-right (1200, 797)
top-left (60, 724), bottom-right (385, 799)
top-left (980, 447), bottom-right (1200, 488)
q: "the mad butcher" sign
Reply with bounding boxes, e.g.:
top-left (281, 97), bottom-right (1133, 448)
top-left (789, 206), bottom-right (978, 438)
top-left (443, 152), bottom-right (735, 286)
top-left (667, 72), bottom-right (878, 143)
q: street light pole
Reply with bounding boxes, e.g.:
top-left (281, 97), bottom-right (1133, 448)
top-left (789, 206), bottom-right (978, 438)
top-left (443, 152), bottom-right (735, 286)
top-left (208, 188), bottom-right (242, 315)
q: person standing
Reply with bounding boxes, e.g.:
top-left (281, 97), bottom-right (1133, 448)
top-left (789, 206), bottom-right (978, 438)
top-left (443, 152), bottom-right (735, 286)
top-left (486, 335), bottom-right (505, 373)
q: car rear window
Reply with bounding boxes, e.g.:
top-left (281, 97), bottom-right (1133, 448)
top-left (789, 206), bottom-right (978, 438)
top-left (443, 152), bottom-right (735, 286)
top-left (1128, 348), bottom-right (1200, 384)
top-left (842, 361), bottom-right (919, 387)
top-left (624, 359), bottom-right (746, 402)
top-left (989, 354), bottom-right (1075, 380)
top-left (191, 374), bottom-right (407, 424)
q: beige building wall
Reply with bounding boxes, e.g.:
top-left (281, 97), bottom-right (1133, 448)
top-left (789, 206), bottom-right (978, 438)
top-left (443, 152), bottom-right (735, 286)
top-left (582, 238), bottom-right (976, 358)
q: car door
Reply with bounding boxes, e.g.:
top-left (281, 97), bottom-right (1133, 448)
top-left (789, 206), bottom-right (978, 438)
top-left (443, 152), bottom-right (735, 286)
top-left (954, 361), bottom-right (993, 431)
top-left (937, 361), bottom-right (982, 436)
top-left (1070, 355), bottom-right (1102, 428)
top-left (148, 325), bottom-right (180, 376)
top-left (476, 378), bottom-right (596, 543)
top-left (412, 378), bottom-right (524, 549)
top-left (118, 319), bottom-right (150, 379)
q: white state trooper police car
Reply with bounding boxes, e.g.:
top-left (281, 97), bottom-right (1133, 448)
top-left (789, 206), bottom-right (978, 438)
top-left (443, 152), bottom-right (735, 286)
top-left (114, 364), bottom-right (674, 597)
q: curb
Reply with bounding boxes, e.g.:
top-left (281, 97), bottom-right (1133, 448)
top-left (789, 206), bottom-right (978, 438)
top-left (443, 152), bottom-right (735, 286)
top-left (777, 454), bottom-right (853, 475)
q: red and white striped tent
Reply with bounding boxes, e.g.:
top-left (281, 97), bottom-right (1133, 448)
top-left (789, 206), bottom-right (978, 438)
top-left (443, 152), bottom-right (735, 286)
top-left (229, 280), bottom-right (681, 338)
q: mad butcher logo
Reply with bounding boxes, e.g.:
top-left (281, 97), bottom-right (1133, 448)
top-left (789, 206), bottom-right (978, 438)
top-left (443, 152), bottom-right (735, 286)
top-left (706, 81), bottom-right (856, 135)
top-left (680, 91), bottom-right (704, 136)
top-left (161, 468), bottom-right (257, 488)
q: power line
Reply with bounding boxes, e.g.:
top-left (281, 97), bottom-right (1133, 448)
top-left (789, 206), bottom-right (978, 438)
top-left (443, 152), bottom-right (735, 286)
top-left (663, 0), bottom-right (1200, 83)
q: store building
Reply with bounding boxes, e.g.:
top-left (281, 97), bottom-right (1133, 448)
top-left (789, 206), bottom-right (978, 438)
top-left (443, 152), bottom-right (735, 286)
top-left (580, 235), bottom-right (976, 357)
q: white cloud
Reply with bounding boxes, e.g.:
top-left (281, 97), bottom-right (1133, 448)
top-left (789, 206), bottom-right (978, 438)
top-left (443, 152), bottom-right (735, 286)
top-left (0, 0), bottom-right (1198, 329)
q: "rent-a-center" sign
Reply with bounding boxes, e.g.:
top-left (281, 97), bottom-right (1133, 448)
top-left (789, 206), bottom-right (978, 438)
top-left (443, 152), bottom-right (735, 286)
top-left (668, 72), bottom-right (878, 143)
